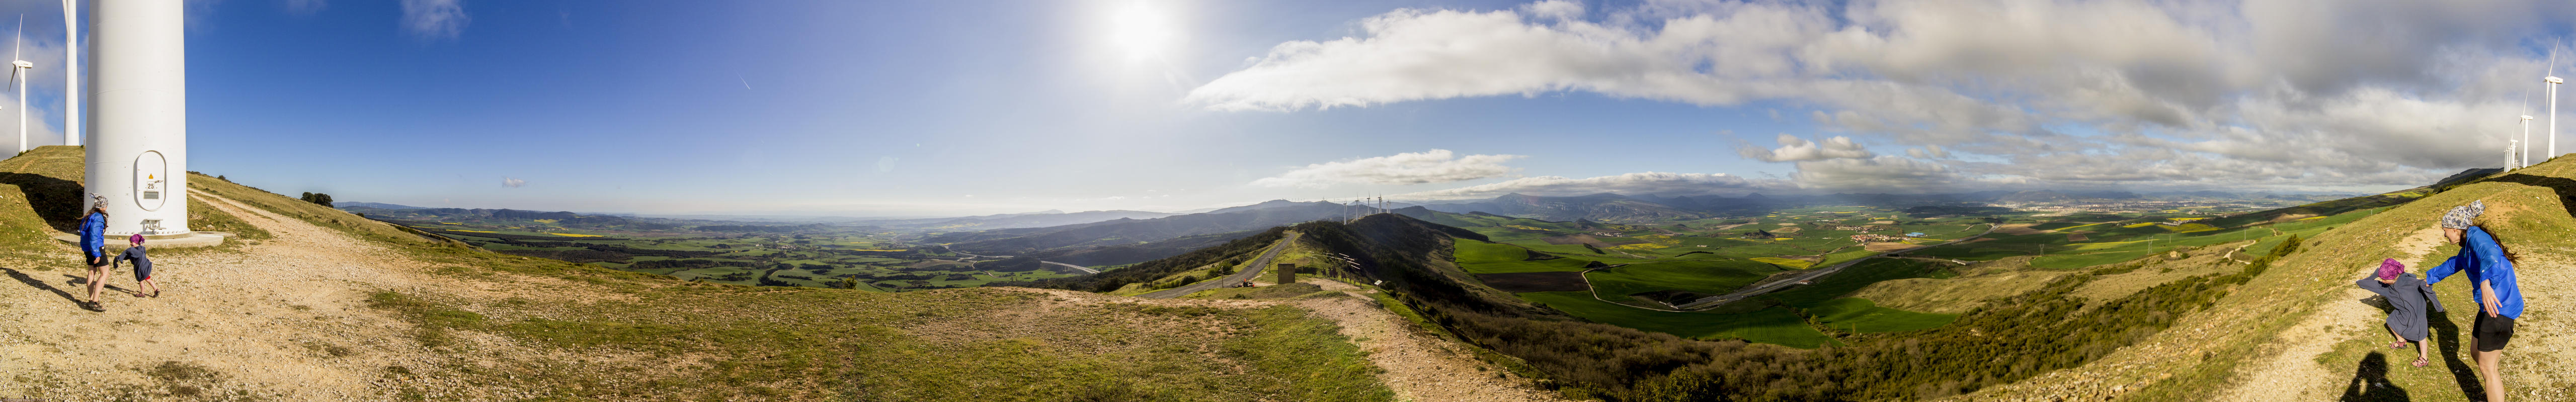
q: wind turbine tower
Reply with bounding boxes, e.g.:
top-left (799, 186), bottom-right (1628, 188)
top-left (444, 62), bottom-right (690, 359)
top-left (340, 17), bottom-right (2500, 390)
top-left (61, 0), bottom-right (78, 147)
top-left (2510, 139), bottom-right (2520, 168)
top-left (14, 15), bottom-right (33, 155)
top-left (85, 0), bottom-right (191, 237)
top-left (2551, 73), bottom-right (2563, 162)
top-left (2524, 114), bottom-right (2536, 168)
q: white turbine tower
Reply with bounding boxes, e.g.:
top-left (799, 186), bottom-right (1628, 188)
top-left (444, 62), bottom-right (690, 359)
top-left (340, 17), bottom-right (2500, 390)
top-left (12, 15), bottom-right (32, 155)
top-left (7, 15), bottom-right (25, 154)
top-left (2524, 114), bottom-right (2537, 168)
top-left (61, 0), bottom-right (77, 147)
top-left (2510, 139), bottom-right (2520, 168)
top-left (87, 0), bottom-right (196, 238)
top-left (2550, 47), bottom-right (2563, 163)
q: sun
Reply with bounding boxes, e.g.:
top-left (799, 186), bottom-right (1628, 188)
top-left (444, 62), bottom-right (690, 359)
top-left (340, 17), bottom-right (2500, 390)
top-left (1104, 1), bottom-right (1179, 63)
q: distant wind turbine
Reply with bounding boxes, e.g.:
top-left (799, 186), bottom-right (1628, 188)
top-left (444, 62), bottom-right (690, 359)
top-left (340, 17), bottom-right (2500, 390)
top-left (2509, 139), bottom-right (2520, 169)
top-left (2549, 45), bottom-right (2563, 162)
top-left (10, 15), bottom-right (27, 154)
top-left (2523, 80), bottom-right (2535, 169)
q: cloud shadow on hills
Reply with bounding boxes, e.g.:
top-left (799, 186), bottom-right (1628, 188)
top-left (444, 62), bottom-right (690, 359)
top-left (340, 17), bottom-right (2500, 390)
top-left (2486, 173), bottom-right (2576, 222)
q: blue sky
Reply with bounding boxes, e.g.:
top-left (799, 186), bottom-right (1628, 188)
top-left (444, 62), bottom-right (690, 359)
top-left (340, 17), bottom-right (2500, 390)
top-left (7, 1), bottom-right (2569, 217)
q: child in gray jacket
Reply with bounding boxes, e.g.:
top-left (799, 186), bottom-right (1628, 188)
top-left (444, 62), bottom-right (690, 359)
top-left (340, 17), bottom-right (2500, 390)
top-left (2358, 258), bottom-right (2442, 367)
top-left (113, 234), bottom-right (161, 298)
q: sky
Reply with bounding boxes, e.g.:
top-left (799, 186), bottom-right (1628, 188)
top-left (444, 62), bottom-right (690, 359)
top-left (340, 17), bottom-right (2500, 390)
top-left (7, 0), bottom-right (2575, 217)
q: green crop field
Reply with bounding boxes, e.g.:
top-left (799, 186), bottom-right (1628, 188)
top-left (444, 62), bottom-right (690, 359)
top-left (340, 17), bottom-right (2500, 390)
top-left (1753, 259), bottom-right (1950, 308)
top-left (1516, 291), bottom-right (1834, 348)
top-left (1583, 259), bottom-right (1789, 304)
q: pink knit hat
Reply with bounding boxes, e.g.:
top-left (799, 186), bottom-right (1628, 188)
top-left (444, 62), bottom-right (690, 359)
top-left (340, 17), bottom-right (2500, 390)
top-left (129, 234), bottom-right (144, 244)
top-left (2376, 258), bottom-right (2404, 280)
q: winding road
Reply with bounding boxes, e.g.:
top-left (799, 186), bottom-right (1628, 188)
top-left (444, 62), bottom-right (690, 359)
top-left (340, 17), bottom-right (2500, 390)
top-left (1139, 232), bottom-right (1300, 299)
top-left (1672, 224), bottom-right (1997, 310)
top-left (1039, 261), bottom-right (1099, 274)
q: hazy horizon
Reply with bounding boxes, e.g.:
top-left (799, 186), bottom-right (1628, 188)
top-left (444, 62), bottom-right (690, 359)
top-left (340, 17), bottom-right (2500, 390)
top-left (8, 0), bottom-right (2560, 216)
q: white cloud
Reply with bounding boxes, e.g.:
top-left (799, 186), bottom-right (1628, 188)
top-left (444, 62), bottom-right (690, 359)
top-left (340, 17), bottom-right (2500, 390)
top-left (1788, 155), bottom-right (1960, 189)
top-left (1252, 149), bottom-right (1524, 188)
top-left (1739, 134), bottom-right (1872, 162)
top-left (1194, 0), bottom-right (2576, 192)
top-left (502, 177), bottom-right (525, 188)
top-left (1395, 172), bottom-right (1780, 199)
top-left (400, 0), bottom-right (468, 40)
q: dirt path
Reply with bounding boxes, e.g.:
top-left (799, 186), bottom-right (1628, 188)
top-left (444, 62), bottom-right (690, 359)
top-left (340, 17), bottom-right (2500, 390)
top-left (1293, 292), bottom-right (1565, 402)
top-left (1005, 286), bottom-right (1567, 402)
top-left (2212, 228), bottom-right (2445, 402)
top-left (0, 190), bottom-right (572, 400)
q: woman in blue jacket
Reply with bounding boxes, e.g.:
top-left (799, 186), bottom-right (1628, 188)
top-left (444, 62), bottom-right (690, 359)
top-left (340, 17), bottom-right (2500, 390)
top-left (76, 198), bottom-right (109, 312)
top-left (2424, 200), bottom-right (2525, 402)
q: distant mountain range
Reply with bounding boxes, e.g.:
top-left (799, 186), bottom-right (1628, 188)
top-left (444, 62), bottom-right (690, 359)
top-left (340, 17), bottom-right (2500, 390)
top-left (842, 210), bottom-right (1182, 231)
top-left (1402, 189), bottom-right (2357, 222)
top-left (930, 200), bottom-right (1355, 255)
top-left (335, 202), bottom-right (426, 210)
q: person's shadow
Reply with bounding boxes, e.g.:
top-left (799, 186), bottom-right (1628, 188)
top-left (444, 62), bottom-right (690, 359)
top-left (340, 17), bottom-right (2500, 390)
top-left (2428, 307), bottom-right (2486, 398)
top-left (2341, 352), bottom-right (2410, 401)
top-left (1, 267), bottom-right (79, 304)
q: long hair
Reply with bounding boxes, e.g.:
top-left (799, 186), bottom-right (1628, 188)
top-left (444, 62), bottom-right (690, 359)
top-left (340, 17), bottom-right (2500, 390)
top-left (2474, 219), bottom-right (2519, 264)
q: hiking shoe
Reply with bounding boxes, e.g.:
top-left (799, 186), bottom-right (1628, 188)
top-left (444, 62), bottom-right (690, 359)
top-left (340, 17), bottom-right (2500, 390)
top-left (80, 301), bottom-right (104, 312)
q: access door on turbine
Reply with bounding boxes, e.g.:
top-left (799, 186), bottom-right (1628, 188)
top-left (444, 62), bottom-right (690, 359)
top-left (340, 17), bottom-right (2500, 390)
top-left (133, 151), bottom-right (167, 211)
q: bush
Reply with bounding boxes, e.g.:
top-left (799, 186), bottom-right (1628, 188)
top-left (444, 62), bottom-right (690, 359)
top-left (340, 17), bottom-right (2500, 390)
top-left (299, 192), bottom-right (335, 208)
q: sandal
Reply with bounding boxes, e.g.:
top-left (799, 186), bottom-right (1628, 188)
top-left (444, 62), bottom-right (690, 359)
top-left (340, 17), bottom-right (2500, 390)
top-left (2390, 341), bottom-right (2408, 349)
top-left (79, 301), bottom-right (104, 312)
top-left (149, 291), bottom-right (160, 298)
top-left (2413, 357), bottom-right (2429, 367)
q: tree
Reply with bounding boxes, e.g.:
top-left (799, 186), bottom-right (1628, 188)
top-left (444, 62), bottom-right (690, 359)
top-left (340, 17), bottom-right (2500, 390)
top-left (299, 192), bottom-right (334, 208)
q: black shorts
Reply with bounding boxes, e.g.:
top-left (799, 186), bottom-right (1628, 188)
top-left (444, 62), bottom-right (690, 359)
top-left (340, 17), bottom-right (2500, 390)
top-left (2474, 314), bottom-right (2516, 352)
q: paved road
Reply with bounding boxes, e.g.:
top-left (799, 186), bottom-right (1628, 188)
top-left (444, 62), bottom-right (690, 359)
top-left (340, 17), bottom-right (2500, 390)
top-left (1039, 261), bottom-right (1099, 274)
top-left (1674, 224), bottom-right (1997, 310)
top-left (1139, 233), bottom-right (1299, 299)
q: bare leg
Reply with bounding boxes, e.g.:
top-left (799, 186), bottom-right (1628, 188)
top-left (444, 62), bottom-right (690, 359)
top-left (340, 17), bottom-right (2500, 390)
top-left (2414, 334), bottom-right (2431, 366)
top-left (2388, 326), bottom-right (2409, 349)
top-left (85, 263), bottom-right (106, 303)
top-left (2474, 346), bottom-right (2505, 401)
top-left (140, 277), bottom-right (159, 296)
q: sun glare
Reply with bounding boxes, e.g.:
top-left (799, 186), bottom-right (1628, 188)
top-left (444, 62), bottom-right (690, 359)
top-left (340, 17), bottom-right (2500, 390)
top-left (1105, 1), bottom-right (1178, 63)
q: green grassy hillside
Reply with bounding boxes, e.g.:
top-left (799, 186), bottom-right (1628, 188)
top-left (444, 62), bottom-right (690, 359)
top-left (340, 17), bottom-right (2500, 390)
top-left (2129, 161), bottom-right (2576, 399)
top-left (1, 147), bottom-right (1398, 401)
top-left (0, 146), bottom-right (269, 261)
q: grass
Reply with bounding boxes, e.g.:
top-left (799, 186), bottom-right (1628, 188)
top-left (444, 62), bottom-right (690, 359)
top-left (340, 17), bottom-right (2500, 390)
top-left (1805, 297), bottom-right (1956, 334)
top-left (1183, 282), bottom-right (1327, 299)
top-left (1750, 257), bottom-right (1814, 269)
top-left (1582, 259), bottom-right (1786, 304)
top-left (1516, 291), bottom-right (1833, 348)
top-left (1453, 239), bottom-right (1598, 273)
top-left (1752, 259), bottom-right (1949, 309)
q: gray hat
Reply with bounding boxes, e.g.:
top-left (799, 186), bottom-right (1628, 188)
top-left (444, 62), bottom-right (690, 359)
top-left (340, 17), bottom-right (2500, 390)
top-left (2440, 200), bottom-right (2484, 230)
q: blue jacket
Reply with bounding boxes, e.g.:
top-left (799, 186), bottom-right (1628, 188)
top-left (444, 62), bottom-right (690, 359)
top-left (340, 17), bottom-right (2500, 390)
top-left (2425, 227), bottom-right (2525, 319)
top-left (77, 213), bottom-right (106, 258)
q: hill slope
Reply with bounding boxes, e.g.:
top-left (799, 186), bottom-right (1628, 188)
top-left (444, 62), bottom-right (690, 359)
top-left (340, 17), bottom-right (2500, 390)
top-left (0, 147), bottom-right (1545, 401)
top-left (1950, 164), bottom-right (2568, 401)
